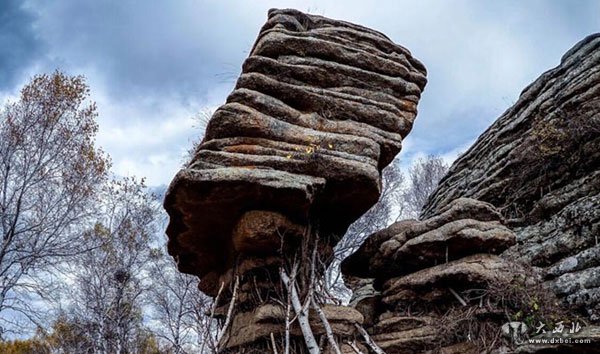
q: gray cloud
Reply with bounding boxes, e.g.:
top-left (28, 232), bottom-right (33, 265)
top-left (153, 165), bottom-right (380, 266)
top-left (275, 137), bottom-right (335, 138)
top-left (0, 0), bottom-right (43, 90)
top-left (27, 0), bottom-right (256, 102)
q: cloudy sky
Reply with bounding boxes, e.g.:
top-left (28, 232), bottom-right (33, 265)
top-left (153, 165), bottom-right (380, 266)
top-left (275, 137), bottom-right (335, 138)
top-left (2, 0), bottom-right (599, 187)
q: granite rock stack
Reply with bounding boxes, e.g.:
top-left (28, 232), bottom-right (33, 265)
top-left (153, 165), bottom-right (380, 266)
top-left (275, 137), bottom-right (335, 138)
top-left (163, 9), bottom-right (426, 353)
top-left (163, 8), bottom-right (600, 353)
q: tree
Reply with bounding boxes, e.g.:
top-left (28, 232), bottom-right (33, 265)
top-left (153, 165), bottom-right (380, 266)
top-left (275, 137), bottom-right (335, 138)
top-left (57, 177), bottom-right (160, 354)
top-left (403, 155), bottom-right (449, 218)
top-left (147, 249), bottom-right (213, 354)
top-left (0, 335), bottom-right (49, 354)
top-left (43, 315), bottom-right (162, 354)
top-left (0, 72), bottom-right (109, 336)
top-left (326, 155), bottom-right (449, 300)
top-left (324, 160), bottom-right (405, 300)
top-left (42, 315), bottom-right (94, 354)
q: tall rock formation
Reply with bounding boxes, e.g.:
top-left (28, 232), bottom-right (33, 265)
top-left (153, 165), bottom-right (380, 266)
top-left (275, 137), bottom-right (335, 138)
top-left (422, 34), bottom-right (600, 324)
top-left (342, 34), bottom-right (600, 353)
top-left (163, 9), bottom-right (426, 353)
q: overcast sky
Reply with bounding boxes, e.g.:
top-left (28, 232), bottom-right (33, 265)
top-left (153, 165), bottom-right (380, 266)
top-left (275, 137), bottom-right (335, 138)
top-left (2, 0), bottom-right (599, 187)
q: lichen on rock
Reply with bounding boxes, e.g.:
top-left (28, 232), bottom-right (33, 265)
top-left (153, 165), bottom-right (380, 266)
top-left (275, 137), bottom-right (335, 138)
top-left (422, 33), bottom-right (600, 324)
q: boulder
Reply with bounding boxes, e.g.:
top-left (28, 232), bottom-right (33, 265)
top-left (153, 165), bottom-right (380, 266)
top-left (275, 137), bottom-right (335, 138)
top-left (382, 254), bottom-right (517, 306)
top-left (383, 218), bottom-right (515, 274)
top-left (342, 198), bottom-right (514, 279)
top-left (220, 303), bottom-right (364, 350)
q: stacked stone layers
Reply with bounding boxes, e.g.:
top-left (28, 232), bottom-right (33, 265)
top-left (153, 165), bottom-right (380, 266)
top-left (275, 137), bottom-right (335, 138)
top-left (163, 8), bottom-right (427, 353)
top-left (164, 8), bottom-right (426, 292)
top-left (342, 198), bottom-right (518, 353)
top-left (219, 303), bottom-right (366, 353)
top-left (422, 34), bottom-right (600, 322)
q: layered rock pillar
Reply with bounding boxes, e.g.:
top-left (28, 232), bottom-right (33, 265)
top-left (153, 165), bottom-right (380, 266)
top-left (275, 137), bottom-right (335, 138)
top-left (342, 198), bottom-right (522, 353)
top-left (163, 9), bottom-right (426, 352)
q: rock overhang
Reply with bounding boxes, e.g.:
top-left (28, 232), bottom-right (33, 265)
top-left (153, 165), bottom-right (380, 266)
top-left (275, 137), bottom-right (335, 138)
top-left (163, 8), bottom-right (427, 291)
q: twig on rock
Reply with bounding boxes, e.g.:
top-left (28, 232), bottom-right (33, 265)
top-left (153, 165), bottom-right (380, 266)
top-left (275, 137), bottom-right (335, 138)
top-left (217, 276), bottom-right (240, 347)
top-left (271, 332), bottom-right (280, 354)
top-left (346, 340), bottom-right (365, 354)
top-left (280, 267), bottom-right (319, 354)
top-left (312, 297), bottom-right (342, 354)
top-left (354, 323), bottom-right (385, 354)
top-left (201, 281), bottom-right (225, 353)
top-left (449, 287), bottom-right (468, 306)
top-left (284, 257), bottom-right (299, 354)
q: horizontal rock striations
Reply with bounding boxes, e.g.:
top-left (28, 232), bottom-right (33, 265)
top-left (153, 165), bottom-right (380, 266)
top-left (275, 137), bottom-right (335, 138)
top-left (163, 8), bottom-right (426, 353)
top-left (164, 8), bottom-right (426, 289)
top-left (342, 198), bottom-right (525, 353)
top-left (340, 34), bottom-right (600, 353)
top-left (422, 34), bottom-right (600, 221)
top-left (422, 33), bottom-right (600, 323)
top-left (342, 198), bottom-right (514, 280)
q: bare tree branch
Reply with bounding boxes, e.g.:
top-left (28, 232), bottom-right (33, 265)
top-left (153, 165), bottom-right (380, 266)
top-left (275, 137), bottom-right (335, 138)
top-left (280, 267), bottom-right (319, 354)
top-left (354, 323), bottom-right (385, 354)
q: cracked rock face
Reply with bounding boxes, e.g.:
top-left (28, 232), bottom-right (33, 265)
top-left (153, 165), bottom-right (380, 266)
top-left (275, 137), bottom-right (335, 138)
top-left (340, 34), bottom-right (599, 354)
top-left (340, 33), bottom-right (599, 353)
top-left (342, 198), bottom-right (515, 280)
top-left (342, 198), bottom-right (520, 353)
top-left (422, 33), bottom-right (600, 323)
top-left (163, 9), bottom-right (427, 293)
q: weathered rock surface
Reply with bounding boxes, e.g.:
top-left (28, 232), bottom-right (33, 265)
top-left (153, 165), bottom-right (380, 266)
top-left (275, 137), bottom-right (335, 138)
top-left (342, 198), bottom-right (514, 279)
top-left (371, 325), bottom-right (437, 353)
top-left (231, 210), bottom-right (305, 255)
top-left (164, 7), bottom-right (426, 288)
top-left (372, 315), bottom-right (434, 335)
top-left (220, 303), bottom-right (364, 350)
top-left (422, 33), bottom-right (600, 323)
top-left (382, 254), bottom-right (517, 306)
top-left (422, 34), bottom-right (600, 220)
top-left (340, 33), bottom-right (599, 354)
top-left (342, 198), bottom-right (524, 353)
top-left (162, 5), bottom-right (599, 353)
top-left (163, 8), bottom-right (427, 353)
top-left (387, 219), bottom-right (514, 270)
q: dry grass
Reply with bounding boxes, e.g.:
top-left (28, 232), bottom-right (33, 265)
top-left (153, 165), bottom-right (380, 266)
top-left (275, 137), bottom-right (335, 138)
top-left (433, 269), bottom-right (571, 353)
